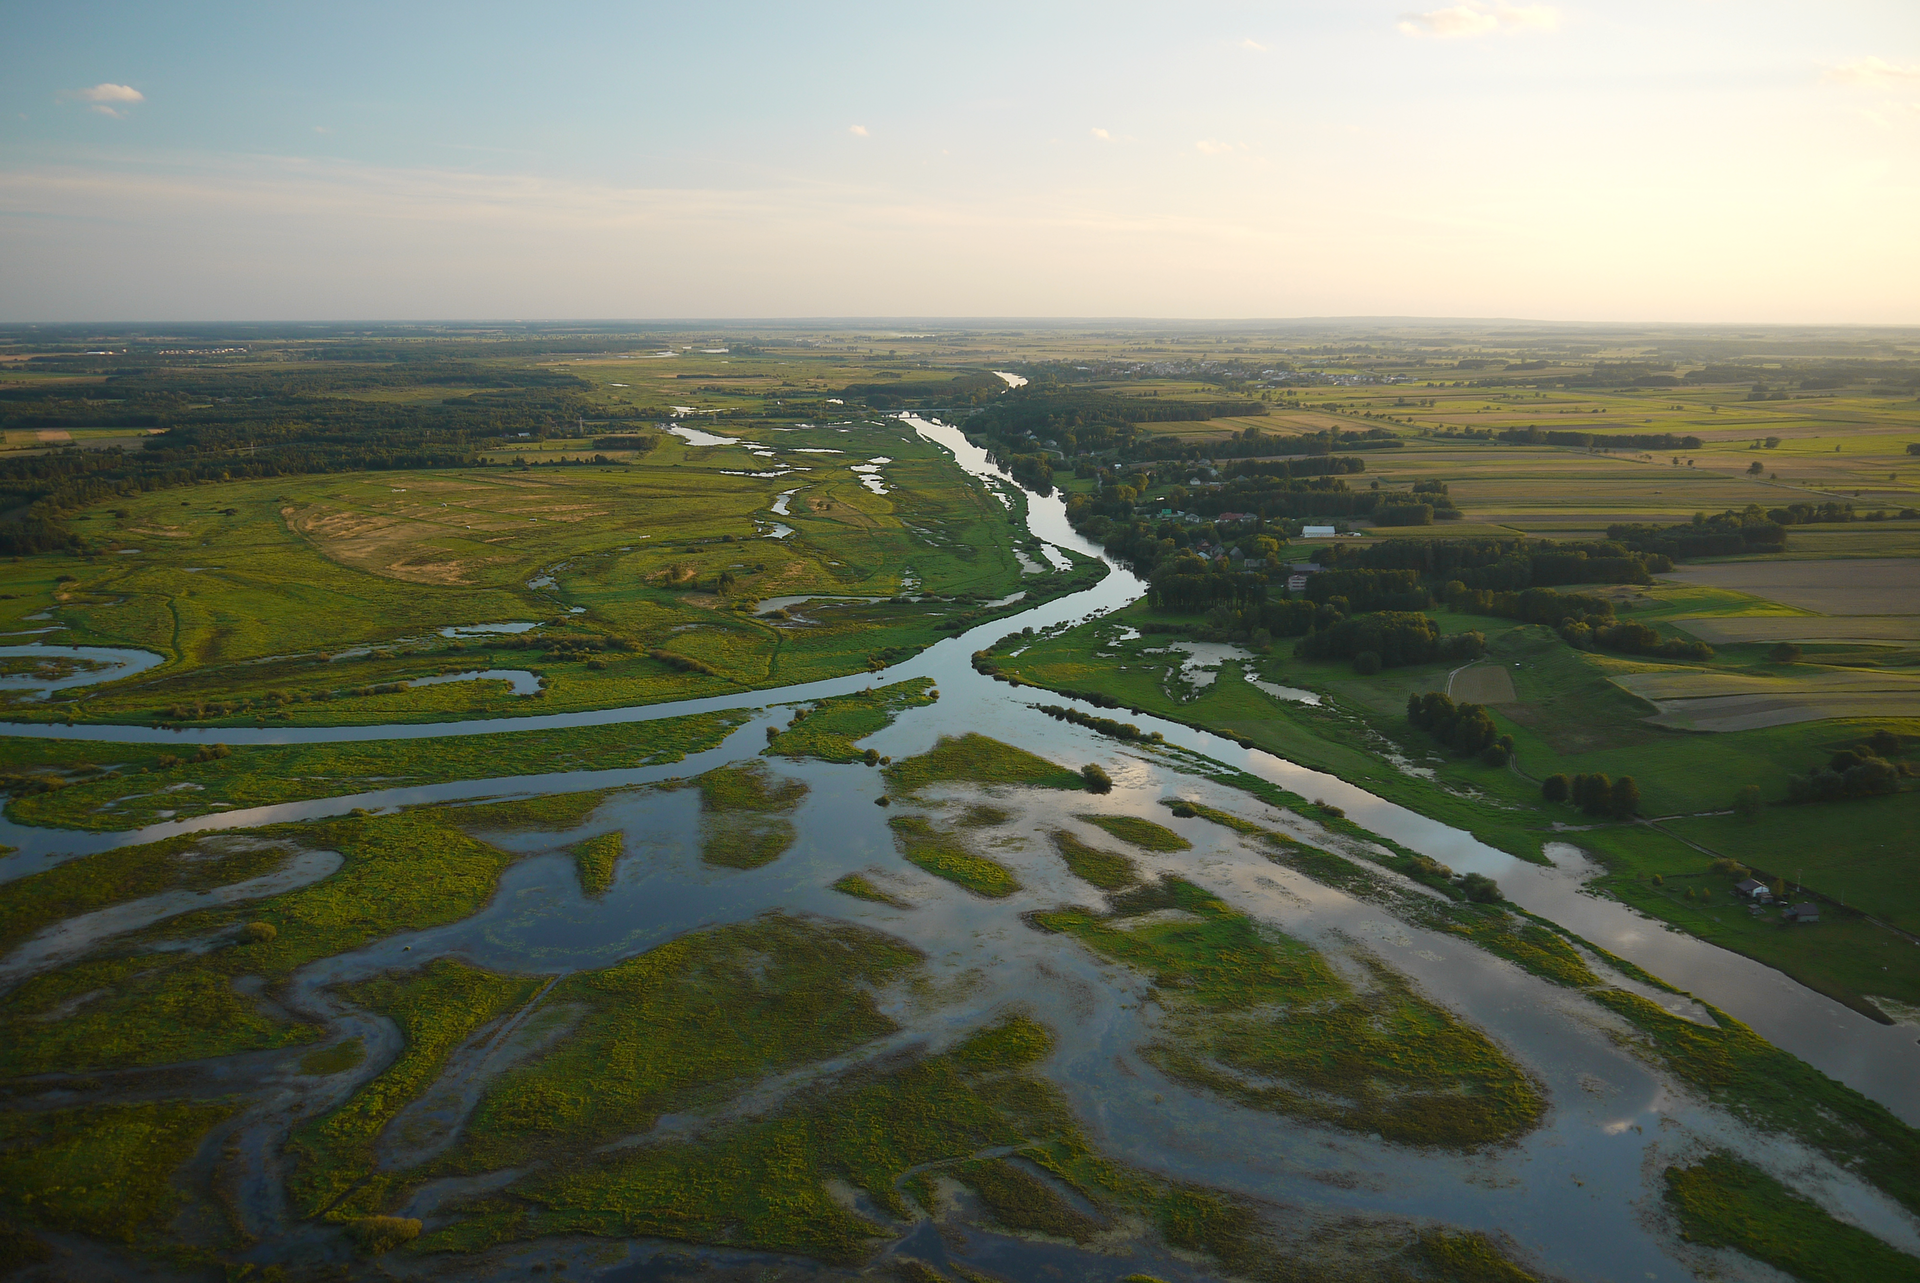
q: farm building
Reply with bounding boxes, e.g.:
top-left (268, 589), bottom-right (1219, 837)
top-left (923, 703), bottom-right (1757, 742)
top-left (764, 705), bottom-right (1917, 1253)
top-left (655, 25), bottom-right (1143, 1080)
top-left (1734, 878), bottom-right (1773, 902)
top-left (1301, 525), bottom-right (1337, 538)
top-left (1782, 902), bottom-right (1821, 924)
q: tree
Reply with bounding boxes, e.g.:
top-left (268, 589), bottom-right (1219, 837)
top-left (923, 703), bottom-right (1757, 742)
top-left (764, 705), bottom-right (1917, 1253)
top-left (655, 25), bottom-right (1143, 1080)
top-left (1747, 459), bottom-right (1764, 475)
top-left (1080, 763), bottom-right (1113, 794)
top-left (1611, 776), bottom-right (1640, 818)
top-left (1542, 773), bottom-right (1570, 803)
top-left (1768, 642), bottom-right (1802, 663)
top-left (1733, 785), bottom-right (1763, 818)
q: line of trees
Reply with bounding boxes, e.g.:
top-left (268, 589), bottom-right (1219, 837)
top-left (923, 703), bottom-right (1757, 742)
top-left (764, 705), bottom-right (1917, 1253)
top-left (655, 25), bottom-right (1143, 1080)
top-left (1542, 772), bottom-right (1640, 818)
top-left (1299, 613), bottom-right (1485, 670)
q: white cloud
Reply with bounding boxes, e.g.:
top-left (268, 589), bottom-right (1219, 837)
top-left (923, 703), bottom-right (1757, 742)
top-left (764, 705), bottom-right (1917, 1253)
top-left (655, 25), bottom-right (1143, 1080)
top-left (1397, 4), bottom-right (1559, 39)
top-left (1239, 37), bottom-right (1267, 52)
top-left (1195, 139), bottom-right (1234, 155)
top-left (848, 124), bottom-right (869, 137)
top-left (1825, 57), bottom-right (1920, 88)
top-left (1090, 127), bottom-right (1111, 141)
top-left (77, 82), bottom-right (143, 117)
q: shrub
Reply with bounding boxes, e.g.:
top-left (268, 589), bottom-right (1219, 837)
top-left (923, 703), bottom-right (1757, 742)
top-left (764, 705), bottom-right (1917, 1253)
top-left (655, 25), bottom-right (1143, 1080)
top-left (1768, 642), bottom-right (1802, 663)
top-left (1787, 752), bottom-right (1900, 803)
top-left (241, 921), bottom-right (277, 945)
top-left (1733, 785), bottom-right (1763, 818)
top-left (1080, 763), bottom-right (1114, 794)
top-left (1460, 872), bottom-right (1503, 903)
top-left (1542, 773), bottom-right (1570, 803)
top-left (350, 1216), bottom-right (421, 1253)
top-left (1352, 649), bottom-right (1381, 675)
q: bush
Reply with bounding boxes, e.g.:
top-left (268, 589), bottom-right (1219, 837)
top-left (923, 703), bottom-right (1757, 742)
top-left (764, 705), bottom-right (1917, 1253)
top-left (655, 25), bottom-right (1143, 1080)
top-left (1786, 751), bottom-right (1900, 803)
top-left (1460, 872), bottom-right (1503, 903)
top-left (1352, 650), bottom-right (1381, 675)
top-left (1768, 641), bottom-right (1803, 663)
top-left (1733, 785), bottom-right (1763, 818)
top-left (241, 921), bottom-right (277, 945)
top-left (1080, 763), bottom-right (1114, 794)
top-left (350, 1216), bottom-right (421, 1253)
top-left (192, 743), bottom-right (231, 763)
top-left (1542, 773), bottom-right (1570, 803)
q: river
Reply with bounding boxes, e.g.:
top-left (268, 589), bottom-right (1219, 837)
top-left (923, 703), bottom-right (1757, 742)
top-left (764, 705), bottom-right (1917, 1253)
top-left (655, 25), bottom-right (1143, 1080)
top-left (2, 413), bottom-right (1916, 1278)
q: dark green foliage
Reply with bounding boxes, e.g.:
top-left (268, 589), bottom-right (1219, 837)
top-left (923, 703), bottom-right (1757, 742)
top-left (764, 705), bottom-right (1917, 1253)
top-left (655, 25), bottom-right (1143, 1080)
top-left (1556, 771), bottom-right (1641, 818)
top-left (1787, 747), bottom-right (1902, 803)
top-left (1034, 702), bottom-right (1164, 744)
top-left (1541, 773), bottom-right (1570, 803)
top-left (1461, 873), bottom-right (1503, 904)
top-left (1407, 692), bottom-right (1500, 756)
top-left (1583, 620), bottom-right (1714, 661)
top-left (1080, 763), bottom-right (1114, 793)
top-left (1300, 612), bottom-right (1484, 667)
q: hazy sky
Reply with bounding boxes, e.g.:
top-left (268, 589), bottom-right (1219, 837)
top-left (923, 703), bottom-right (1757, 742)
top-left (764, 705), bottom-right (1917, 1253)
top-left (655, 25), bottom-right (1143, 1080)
top-left (3, 1), bottom-right (1916, 323)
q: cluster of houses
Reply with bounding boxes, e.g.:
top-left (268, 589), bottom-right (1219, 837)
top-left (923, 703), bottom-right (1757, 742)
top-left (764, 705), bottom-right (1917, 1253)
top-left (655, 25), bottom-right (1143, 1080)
top-left (1734, 877), bottom-right (1821, 923)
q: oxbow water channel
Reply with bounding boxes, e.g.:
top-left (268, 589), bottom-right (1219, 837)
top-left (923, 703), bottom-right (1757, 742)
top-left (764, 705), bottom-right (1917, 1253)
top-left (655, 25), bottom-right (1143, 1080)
top-left (1, 414), bottom-right (1916, 1279)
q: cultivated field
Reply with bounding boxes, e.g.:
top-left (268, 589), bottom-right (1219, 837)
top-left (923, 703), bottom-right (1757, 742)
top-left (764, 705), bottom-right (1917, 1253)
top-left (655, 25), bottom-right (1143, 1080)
top-left (1664, 558), bottom-right (1920, 615)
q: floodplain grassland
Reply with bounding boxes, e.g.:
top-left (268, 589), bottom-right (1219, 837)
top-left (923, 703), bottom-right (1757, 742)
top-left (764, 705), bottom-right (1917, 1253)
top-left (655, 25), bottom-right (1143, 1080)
top-left (888, 814), bottom-right (1021, 897)
top-left (0, 798), bottom-right (600, 1076)
top-left (990, 599), bottom-right (1920, 1017)
top-left (685, 759), bottom-right (808, 868)
top-left (1047, 829), bottom-right (1139, 889)
top-left (883, 731), bottom-right (1085, 794)
top-left (763, 678), bottom-right (937, 762)
top-left (0, 706), bottom-right (749, 831)
top-left (286, 959), bottom-right (542, 1220)
top-left (1033, 878), bottom-right (1545, 1149)
top-left (291, 916), bottom-right (1545, 1281)
top-left (0, 1099), bottom-right (237, 1248)
top-left (1663, 1153), bottom-right (1920, 1283)
top-left (0, 409), bottom-right (1092, 727)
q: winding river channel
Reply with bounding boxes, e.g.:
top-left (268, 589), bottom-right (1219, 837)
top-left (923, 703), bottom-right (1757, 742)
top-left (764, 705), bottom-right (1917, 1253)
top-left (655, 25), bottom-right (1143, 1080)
top-left (3, 415), bottom-right (1916, 1279)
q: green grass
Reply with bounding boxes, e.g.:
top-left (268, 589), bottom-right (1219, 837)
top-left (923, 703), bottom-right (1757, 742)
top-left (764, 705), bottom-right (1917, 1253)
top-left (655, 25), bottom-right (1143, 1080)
top-left (0, 420), bottom-right (1084, 728)
top-left (568, 832), bottom-right (624, 896)
top-left (1073, 812), bottom-right (1191, 852)
top-left (298, 1037), bottom-right (367, 1076)
top-left (1664, 1153), bottom-right (1920, 1283)
top-left (1047, 830), bottom-right (1139, 890)
top-left (0, 1100), bottom-right (235, 1245)
top-left (425, 1012), bottom-right (1065, 1262)
top-left (1, 708), bottom-right (749, 832)
top-left (765, 679), bottom-right (937, 762)
top-left (0, 807), bottom-right (531, 1076)
top-left (1572, 820), bottom-right (1920, 1018)
top-left (884, 733), bottom-right (1083, 794)
top-left (1032, 879), bottom-right (1543, 1149)
top-left (829, 873), bottom-right (912, 908)
top-left (687, 759), bottom-right (807, 868)
top-left (0, 830), bottom-right (293, 955)
top-left (888, 815), bottom-right (1022, 898)
top-left (953, 1157), bottom-right (1106, 1243)
top-left (287, 959), bottom-right (542, 1220)
top-left (995, 604), bottom-right (1920, 1011)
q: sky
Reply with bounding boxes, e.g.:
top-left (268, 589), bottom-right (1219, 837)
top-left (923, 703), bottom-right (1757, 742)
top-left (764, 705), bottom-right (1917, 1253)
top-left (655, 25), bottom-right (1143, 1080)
top-left (2, 1), bottom-right (1917, 324)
